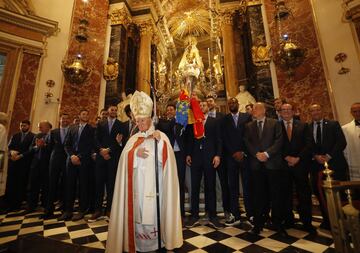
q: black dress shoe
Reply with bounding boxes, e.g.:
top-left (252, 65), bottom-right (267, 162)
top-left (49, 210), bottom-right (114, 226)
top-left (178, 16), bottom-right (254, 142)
top-left (250, 226), bottom-right (262, 235)
top-left (303, 224), bottom-right (317, 234)
top-left (277, 227), bottom-right (289, 237)
top-left (40, 211), bottom-right (54, 219)
top-left (57, 212), bottom-right (73, 221)
top-left (72, 212), bottom-right (85, 221)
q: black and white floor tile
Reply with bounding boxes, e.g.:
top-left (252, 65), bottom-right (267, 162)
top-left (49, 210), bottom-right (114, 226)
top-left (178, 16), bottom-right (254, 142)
top-left (0, 209), bottom-right (336, 253)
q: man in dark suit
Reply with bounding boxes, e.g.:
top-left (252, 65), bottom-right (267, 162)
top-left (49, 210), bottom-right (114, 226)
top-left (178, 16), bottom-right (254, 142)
top-left (59, 109), bottom-right (95, 221)
top-left (2, 120), bottom-right (34, 212)
top-left (88, 105), bottom-right (125, 222)
top-left (157, 103), bottom-right (187, 217)
top-left (185, 100), bottom-right (223, 229)
top-left (206, 95), bottom-right (231, 219)
top-left (42, 113), bottom-right (70, 219)
top-left (222, 98), bottom-right (252, 226)
top-left (280, 103), bottom-right (315, 233)
top-left (123, 104), bottom-right (138, 141)
top-left (244, 102), bottom-right (286, 235)
top-left (309, 103), bottom-right (348, 230)
top-left (26, 120), bottom-right (53, 213)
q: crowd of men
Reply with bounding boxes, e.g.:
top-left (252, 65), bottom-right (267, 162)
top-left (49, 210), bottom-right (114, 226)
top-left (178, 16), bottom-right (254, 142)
top-left (1, 95), bottom-right (359, 238)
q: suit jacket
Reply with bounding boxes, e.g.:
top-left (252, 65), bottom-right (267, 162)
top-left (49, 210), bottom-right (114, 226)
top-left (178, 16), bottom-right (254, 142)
top-left (281, 120), bottom-right (312, 164)
top-left (8, 131), bottom-right (35, 160)
top-left (309, 119), bottom-right (348, 180)
top-left (157, 118), bottom-right (186, 152)
top-left (222, 112), bottom-right (252, 156)
top-left (65, 123), bottom-right (95, 161)
top-left (244, 117), bottom-right (283, 170)
top-left (29, 132), bottom-right (52, 169)
top-left (187, 117), bottom-right (222, 168)
top-left (49, 128), bottom-right (68, 165)
top-left (95, 118), bottom-right (125, 158)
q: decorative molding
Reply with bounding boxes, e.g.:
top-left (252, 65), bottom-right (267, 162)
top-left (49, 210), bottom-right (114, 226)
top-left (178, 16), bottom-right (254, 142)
top-left (109, 6), bottom-right (132, 26)
top-left (221, 10), bottom-right (237, 25)
top-left (0, 8), bottom-right (58, 38)
top-left (137, 20), bottom-right (154, 36)
top-left (343, 0), bottom-right (360, 22)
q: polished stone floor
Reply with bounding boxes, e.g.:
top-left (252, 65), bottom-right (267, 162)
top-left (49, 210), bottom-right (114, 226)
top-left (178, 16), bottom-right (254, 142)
top-left (0, 208), bottom-right (336, 253)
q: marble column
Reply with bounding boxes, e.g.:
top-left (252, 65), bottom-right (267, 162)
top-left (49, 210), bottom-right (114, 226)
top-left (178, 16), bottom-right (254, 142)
top-left (60, 0), bottom-right (108, 122)
top-left (221, 11), bottom-right (238, 98)
top-left (137, 21), bottom-right (153, 95)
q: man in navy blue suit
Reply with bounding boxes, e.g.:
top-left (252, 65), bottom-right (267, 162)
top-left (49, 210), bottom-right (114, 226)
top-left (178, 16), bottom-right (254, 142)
top-left (222, 98), bottom-right (252, 226)
top-left (42, 113), bottom-right (70, 219)
top-left (309, 103), bottom-right (348, 230)
top-left (88, 105), bottom-right (126, 222)
top-left (59, 109), bottom-right (95, 221)
top-left (185, 100), bottom-right (223, 229)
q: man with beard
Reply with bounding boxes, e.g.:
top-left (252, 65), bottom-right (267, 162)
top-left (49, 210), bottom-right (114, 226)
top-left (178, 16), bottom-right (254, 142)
top-left (222, 98), bottom-right (252, 225)
top-left (2, 120), bottom-right (35, 213)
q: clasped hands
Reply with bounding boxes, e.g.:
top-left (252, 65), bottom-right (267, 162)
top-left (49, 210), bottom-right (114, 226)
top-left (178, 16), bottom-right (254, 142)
top-left (9, 150), bottom-right (21, 161)
top-left (256, 152), bottom-right (268, 162)
top-left (285, 156), bottom-right (300, 167)
top-left (314, 154), bottom-right (330, 165)
top-left (70, 155), bottom-right (81, 165)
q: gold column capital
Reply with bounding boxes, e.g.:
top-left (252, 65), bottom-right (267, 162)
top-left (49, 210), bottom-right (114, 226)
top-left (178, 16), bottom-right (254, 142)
top-left (137, 21), bottom-right (154, 36)
top-left (221, 10), bottom-right (236, 26)
top-left (109, 7), bottom-right (132, 26)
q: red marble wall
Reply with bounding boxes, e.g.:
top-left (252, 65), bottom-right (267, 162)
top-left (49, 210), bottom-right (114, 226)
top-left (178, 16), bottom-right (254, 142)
top-left (9, 53), bottom-right (40, 135)
top-left (60, 0), bottom-right (109, 123)
top-left (264, 0), bottom-right (333, 122)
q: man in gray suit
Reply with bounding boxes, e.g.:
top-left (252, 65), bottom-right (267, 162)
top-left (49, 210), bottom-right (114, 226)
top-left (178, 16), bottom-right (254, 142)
top-left (244, 102), bottom-right (286, 236)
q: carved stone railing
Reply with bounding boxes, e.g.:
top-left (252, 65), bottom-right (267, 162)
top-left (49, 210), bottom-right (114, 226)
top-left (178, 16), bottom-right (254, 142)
top-left (323, 163), bottom-right (360, 253)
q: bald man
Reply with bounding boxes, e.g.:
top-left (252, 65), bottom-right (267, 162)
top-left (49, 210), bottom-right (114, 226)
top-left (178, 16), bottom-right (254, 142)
top-left (25, 120), bottom-right (53, 213)
top-left (309, 103), bottom-right (348, 230)
top-left (244, 102), bottom-right (286, 236)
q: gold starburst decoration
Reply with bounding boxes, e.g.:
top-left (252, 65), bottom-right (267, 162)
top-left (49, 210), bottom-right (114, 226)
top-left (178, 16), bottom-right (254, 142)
top-left (168, 8), bottom-right (210, 38)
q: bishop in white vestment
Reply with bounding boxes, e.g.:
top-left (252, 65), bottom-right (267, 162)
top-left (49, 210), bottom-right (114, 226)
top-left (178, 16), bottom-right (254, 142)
top-left (106, 91), bottom-right (183, 253)
top-left (342, 103), bottom-right (360, 181)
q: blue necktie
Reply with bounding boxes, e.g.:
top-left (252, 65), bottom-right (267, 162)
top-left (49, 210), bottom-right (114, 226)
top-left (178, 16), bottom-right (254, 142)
top-left (76, 125), bottom-right (84, 150)
top-left (108, 119), bottom-right (114, 133)
top-left (233, 114), bottom-right (238, 127)
top-left (60, 128), bottom-right (65, 144)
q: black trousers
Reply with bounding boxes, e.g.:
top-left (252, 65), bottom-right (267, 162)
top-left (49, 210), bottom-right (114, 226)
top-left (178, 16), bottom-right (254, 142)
top-left (241, 158), bottom-right (254, 218)
top-left (285, 163), bottom-right (312, 226)
top-left (46, 155), bottom-right (67, 212)
top-left (251, 166), bottom-right (287, 228)
top-left (94, 153), bottom-right (120, 212)
top-left (27, 161), bottom-right (50, 210)
top-left (214, 161), bottom-right (231, 213)
top-left (5, 160), bottom-right (31, 209)
top-left (191, 160), bottom-right (217, 218)
top-left (225, 156), bottom-right (252, 219)
top-left (65, 158), bottom-right (91, 213)
top-left (174, 151), bottom-right (186, 217)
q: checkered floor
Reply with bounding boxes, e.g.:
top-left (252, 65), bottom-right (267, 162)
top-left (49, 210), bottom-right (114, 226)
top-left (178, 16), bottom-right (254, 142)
top-left (0, 209), bottom-right (336, 253)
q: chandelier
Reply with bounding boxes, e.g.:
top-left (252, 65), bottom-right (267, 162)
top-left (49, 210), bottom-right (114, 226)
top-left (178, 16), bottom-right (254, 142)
top-left (61, 0), bottom-right (91, 84)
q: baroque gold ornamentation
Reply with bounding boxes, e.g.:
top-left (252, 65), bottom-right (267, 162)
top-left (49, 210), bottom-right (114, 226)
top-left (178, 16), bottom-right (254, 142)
top-left (251, 35), bottom-right (271, 66)
top-left (138, 21), bottom-right (154, 36)
top-left (110, 8), bottom-right (132, 26)
top-left (221, 10), bottom-right (236, 26)
top-left (103, 57), bottom-right (119, 81)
